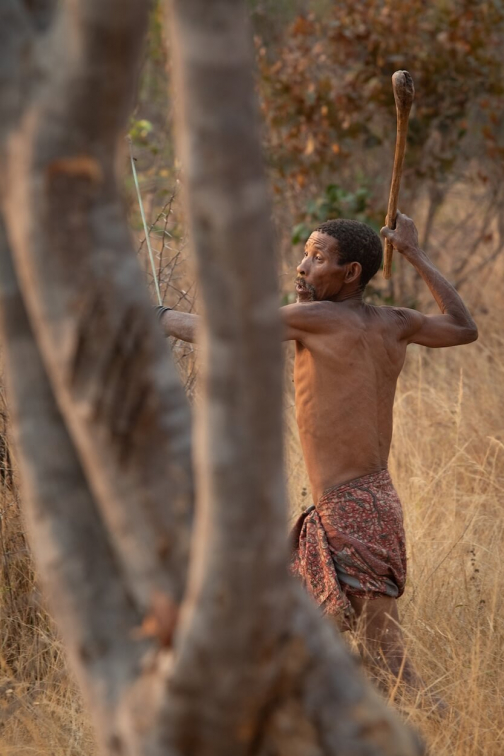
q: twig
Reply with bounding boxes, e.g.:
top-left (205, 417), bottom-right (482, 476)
top-left (137, 194), bottom-right (177, 254)
top-left (455, 243), bottom-right (504, 289)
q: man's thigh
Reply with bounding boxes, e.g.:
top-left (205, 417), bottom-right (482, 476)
top-left (349, 595), bottom-right (402, 645)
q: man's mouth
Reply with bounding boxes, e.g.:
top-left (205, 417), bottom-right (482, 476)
top-left (295, 278), bottom-right (316, 301)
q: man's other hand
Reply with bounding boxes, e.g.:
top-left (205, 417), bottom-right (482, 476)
top-left (380, 211), bottom-right (420, 259)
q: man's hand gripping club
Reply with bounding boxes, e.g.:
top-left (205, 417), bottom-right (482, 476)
top-left (381, 212), bottom-right (478, 348)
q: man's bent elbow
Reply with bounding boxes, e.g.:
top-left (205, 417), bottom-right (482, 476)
top-left (460, 324), bottom-right (478, 344)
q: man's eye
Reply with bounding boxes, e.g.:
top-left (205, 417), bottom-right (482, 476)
top-left (316, 256), bottom-right (322, 262)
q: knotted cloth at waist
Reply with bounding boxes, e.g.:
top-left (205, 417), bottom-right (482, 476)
top-left (290, 469), bottom-right (407, 617)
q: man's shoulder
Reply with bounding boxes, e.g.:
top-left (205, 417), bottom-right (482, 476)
top-left (366, 304), bottom-right (418, 325)
top-left (365, 305), bottom-right (425, 344)
top-left (282, 300), bottom-right (346, 323)
top-left (282, 301), bottom-right (421, 339)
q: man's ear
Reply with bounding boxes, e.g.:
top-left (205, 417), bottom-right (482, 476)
top-left (345, 261), bottom-right (362, 285)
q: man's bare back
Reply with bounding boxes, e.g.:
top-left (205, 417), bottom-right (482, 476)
top-left (279, 213), bottom-right (477, 503)
top-left (292, 301), bottom-right (406, 502)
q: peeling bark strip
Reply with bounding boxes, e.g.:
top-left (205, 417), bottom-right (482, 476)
top-left (46, 155), bottom-right (104, 182)
top-left (162, 2), bottom-right (422, 755)
top-left (3, 0), bottom-right (194, 610)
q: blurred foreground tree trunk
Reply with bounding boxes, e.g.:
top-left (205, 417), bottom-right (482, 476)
top-left (0, 1), bottom-right (421, 755)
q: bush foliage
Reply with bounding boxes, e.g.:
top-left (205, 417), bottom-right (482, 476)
top-left (257, 1), bottom-right (504, 196)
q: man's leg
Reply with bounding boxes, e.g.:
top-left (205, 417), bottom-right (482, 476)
top-left (348, 596), bottom-right (423, 692)
top-left (346, 596), bottom-right (450, 715)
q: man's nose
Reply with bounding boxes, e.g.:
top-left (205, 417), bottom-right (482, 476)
top-left (297, 259), bottom-right (308, 276)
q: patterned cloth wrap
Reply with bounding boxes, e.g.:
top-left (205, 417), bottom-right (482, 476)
top-left (290, 469), bottom-right (407, 619)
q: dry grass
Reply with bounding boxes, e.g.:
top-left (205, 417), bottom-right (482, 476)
top-left (1, 296), bottom-right (503, 754)
top-left (285, 306), bottom-right (504, 754)
top-left (393, 312), bottom-right (504, 754)
top-left (0, 390), bottom-right (96, 755)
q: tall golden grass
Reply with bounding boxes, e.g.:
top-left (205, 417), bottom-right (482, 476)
top-left (1, 293), bottom-right (502, 754)
top-left (0, 384), bottom-right (96, 753)
top-left (285, 304), bottom-right (503, 754)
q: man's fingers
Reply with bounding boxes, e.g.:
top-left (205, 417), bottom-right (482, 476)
top-left (396, 210), bottom-right (414, 225)
top-left (381, 210), bottom-right (406, 239)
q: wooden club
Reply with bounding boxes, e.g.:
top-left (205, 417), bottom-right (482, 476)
top-left (383, 70), bottom-right (415, 279)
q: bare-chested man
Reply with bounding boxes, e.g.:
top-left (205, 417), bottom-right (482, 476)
top-left (157, 211), bottom-right (477, 697)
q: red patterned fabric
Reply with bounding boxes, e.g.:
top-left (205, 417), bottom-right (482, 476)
top-left (290, 469), bottom-right (407, 618)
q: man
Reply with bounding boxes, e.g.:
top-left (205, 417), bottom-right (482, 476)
top-left (157, 211), bottom-right (477, 695)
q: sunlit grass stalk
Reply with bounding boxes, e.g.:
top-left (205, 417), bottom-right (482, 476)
top-left (128, 138), bottom-right (162, 305)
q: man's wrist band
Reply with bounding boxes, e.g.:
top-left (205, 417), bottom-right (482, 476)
top-left (155, 305), bottom-right (173, 321)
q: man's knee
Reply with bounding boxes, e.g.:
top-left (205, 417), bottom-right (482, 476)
top-left (348, 595), bottom-right (402, 642)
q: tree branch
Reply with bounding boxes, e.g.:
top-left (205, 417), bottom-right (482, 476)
top-left (0, 220), bottom-right (148, 754)
top-left (2, 0), bottom-right (194, 610)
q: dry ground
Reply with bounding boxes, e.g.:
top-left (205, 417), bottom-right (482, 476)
top-left (1, 298), bottom-right (503, 755)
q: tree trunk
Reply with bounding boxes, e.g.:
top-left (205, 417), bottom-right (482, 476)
top-left (3, 0), bottom-right (194, 611)
top-left (0, 219), bottom-right (147, 753)
top-left (152, 2), bottom-right (421, 755)
top-left (0, 1), bottom-right (422, 755)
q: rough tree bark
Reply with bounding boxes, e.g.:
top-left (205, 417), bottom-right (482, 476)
top-left (0, 1), bottom-right (422, 755)
top-left (151, 4), bottom-right (421, 755)
top-left (0, 218), bottom-right (148, 751)
top-left (0, 0), bottom-right (192, 752)
top-left (2, 0), bottom-right (194, 611)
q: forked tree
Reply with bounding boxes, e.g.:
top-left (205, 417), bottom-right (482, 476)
top-left (0, 1), bottom-right (422, 754)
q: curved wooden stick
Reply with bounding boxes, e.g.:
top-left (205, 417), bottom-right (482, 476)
top-left (383, 71), bottom-right (415, 279)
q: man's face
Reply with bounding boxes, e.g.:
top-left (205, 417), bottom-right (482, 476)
top-left (295, 231), bottom-right (347, 302)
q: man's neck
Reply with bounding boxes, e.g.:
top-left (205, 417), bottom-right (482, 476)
top-left (328, 288), bottom-right (364, 305)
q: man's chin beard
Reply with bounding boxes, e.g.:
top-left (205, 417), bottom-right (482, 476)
top-left (296, 293), bottom-right (316, 303)
top-left (295, 280), bottom-right (316, 303)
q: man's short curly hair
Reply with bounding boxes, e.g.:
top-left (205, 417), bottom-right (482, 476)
top-left (315, 219), bottom-right (382, 288)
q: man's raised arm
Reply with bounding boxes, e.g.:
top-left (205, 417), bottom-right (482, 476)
top-left (158, 308), bottom-right (199, 343)
top-left (381, 212), bottom-right (478, 348)
top-left (158, 304), bottom-right (324, 344)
